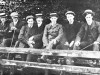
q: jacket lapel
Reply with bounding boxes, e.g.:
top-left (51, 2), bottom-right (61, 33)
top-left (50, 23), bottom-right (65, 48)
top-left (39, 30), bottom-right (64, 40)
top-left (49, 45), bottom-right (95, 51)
top-left (90, 20), bottom-right (95, 29)
top-left (15, 21), bottom-right (20, 28)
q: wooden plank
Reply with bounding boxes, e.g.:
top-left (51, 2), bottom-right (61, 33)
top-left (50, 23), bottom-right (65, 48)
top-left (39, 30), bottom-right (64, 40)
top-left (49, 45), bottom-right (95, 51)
top-left (1, 59), bottom-right (100, 74)
top-left (0, 47), bottom-right (100, 59)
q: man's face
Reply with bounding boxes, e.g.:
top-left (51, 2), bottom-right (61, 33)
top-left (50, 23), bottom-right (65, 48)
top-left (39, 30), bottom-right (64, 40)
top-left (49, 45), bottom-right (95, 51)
top-left (27, 18), bottom-right (34, 25)
top-left (85, 14), bottom-right (93, 23)
top-left (66, 14), bottom-right (74, 22)
top-left (12, 17), bottom-right (18, 22)
top-left (1, 17), bottom-right (6, 23)
top-left (50, 16), bottom-right (58, 23)
top-left (36, 17), bottom-right (43, 24)
top-left (36, 17), bottom-right (43, 27)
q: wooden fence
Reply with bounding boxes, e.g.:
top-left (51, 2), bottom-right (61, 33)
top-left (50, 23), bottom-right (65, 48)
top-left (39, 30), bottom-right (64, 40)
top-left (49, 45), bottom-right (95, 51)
top-left (0, 47), bottom-right (100, 75)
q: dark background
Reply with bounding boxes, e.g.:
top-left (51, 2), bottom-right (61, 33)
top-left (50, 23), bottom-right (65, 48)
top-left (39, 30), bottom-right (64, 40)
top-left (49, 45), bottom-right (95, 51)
top-left (2, 0), bottom-right (100, 21)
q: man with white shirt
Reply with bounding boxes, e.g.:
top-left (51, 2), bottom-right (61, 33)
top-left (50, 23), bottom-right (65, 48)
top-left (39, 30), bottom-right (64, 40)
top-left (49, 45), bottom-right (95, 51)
top-left (74, 9), bottom-right (100, 51)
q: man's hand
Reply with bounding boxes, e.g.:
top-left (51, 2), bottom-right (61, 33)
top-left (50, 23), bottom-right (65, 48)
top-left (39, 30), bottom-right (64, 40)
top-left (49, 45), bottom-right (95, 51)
top-left (64, 41), bottom-right (69, 46)
top-left (11, 27), bottom-right (17, 30)
top-left (69, 41), bottom-right (74, 47)
top-left (46, 39), bottom-right (56, 49)
top-left (74, 41), bottom-right (80, 46)
top-left (27, 40), bottom-right (35, 48)
top-left (94, 41), bottom-right (100, 45)
top-left (51, 39), bottom-right (57, 45)
top-left (29, 36), bottom-right (34, 41)
top-left (27, 40), bottom-right (35, 44)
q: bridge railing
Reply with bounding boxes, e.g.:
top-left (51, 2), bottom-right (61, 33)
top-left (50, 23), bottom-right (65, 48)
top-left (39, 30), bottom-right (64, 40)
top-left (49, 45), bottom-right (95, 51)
top-left (0, 47), bottom-right (100, 75)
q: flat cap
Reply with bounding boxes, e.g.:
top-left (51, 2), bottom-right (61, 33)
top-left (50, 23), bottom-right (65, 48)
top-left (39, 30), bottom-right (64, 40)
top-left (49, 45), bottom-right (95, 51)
top-left (10, 12), bottom-right (19, 17)
top-left (26, 15), bottom-right (34, 20)
top-left (36, 13), bottom-right (43, 18)
top-left (83, 9), bottom-right (95, 16)
top-left (0, 13), bottom-right (6, 18)
top-left (65, 11), bottom-right (75, 16)
top-left (50, 13), bottom-right (58, 17)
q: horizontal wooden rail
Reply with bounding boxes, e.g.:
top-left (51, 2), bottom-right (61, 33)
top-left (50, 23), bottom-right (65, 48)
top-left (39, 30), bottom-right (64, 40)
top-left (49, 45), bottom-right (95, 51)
top-left (0, 47), bottom-right (100, 59)
top-left (0, 59), bottom-right (100, 74)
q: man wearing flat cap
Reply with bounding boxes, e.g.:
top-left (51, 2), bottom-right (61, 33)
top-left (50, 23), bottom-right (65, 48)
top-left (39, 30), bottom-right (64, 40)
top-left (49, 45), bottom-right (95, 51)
top-left (38, 13), bottom-right (63, 65)
top-left (57, 11), bottom-right (81, 50)
top-left (17, 15), bottom-right (36, 48)
top-left (42, 13), bottom-right (63, 49)
top-left (10, 15), bottom-right (36, 61)
top-left (74, 9), bottom-right (100, 51)
top-left (2, 12), bottom-right (25, 47)
top-left (33, 13), bottom-right (45, 48)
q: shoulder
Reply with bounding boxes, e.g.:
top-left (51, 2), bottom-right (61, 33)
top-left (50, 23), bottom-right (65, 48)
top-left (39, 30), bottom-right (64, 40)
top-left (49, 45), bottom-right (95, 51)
top-left (81, 22), bottom-right (87, 26)
top-left (77, 22), bottom-right (86, 30)
top-left (94, 20), bottom-right (100, 26)
top-left (21, 24), bottom-right (27, 29)
top-left (45, 23), bottom-right (51, 28)
top-left (56, 23), bottom-right (63, 28)
top-left (18, 20), bottom-right (26, 25)
top-left (5, 20), bottom-right (11, 24)
top-left (74, 21), bottom-right (82, 27)
top-left (9, 21), bottom-right (13, 26)
top-left (75, 21), bottom-right (81, 25)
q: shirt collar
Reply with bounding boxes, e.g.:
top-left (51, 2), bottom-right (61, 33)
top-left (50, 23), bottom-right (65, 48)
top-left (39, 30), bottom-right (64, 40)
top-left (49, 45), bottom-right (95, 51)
top-left (50, 23), bottom-right (58, 28)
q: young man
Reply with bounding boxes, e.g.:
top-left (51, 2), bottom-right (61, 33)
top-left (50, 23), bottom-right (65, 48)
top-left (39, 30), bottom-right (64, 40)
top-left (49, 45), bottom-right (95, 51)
top-left (74, 9), bottom-right (100, 51)
top-left (1, 12), bottom-right (24, 47)
top-left (42, 13), bottom-right (63, 49)
top-left (32, 13), bottom-right (45, 48)
top-left (37, 13), bottom-right (63, 64)
top-left (18, 15), bottom-right (35, 48)
top-left (14, 15), bottom-right (35, 61)
top-left (57, 11), bottom-right (81, 50)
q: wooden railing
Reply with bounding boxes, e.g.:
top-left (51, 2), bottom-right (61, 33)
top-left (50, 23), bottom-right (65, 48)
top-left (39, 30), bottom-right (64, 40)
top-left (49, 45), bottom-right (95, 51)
top-left (0, 47), bottom-right (100, 75)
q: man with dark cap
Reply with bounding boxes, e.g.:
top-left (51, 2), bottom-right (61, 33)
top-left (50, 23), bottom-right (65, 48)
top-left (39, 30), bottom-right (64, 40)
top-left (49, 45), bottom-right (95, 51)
top-left (1, 12), bottom-right (25, 47)
top-left (74, 9), bottom-right (100, 51)
top-left (57, 11), bottom-right (81, 50)
top-left (42, 13), bottom-right (63, 49)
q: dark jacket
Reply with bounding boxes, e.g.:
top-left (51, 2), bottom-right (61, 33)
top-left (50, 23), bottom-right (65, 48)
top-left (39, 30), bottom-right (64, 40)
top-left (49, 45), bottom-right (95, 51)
top-left (0, 20), bottom-right (10, 38)
top-left (18, 24), bottom-right (37, 43)
top-left (7, 20), bottom-right (25, 40)
top-left (75, 20), bottom-right (100, 42)
top-left (33, 23), bottom-right (45, 43)
top-left (18, 23), bottom-right (45, 48)
top-left (61, 20), bottom-right (81, 43)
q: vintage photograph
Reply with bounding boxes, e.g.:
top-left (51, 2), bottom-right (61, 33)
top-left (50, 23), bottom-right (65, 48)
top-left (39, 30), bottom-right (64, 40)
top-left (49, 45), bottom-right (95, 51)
top-left (0, 0), bottom-right (100, 75)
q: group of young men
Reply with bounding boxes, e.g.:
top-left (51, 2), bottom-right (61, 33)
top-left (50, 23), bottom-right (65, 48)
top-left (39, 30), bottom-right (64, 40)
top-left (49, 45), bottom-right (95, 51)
top-left (0, 9), bottom-right (100, 52)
